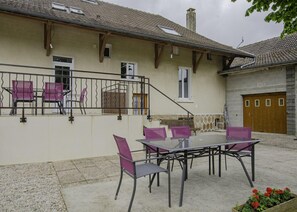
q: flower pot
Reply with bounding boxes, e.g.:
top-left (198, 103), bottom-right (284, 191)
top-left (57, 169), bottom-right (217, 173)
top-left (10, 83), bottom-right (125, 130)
top-left (232, 194), bottom-right (297, 212)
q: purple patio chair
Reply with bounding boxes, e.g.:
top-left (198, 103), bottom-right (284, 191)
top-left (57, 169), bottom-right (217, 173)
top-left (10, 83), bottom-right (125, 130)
top-left (144, 127), bottom-right (167, 154)
top-left (113, 135), bottom-right (171, 212)
top-left (42, 82), bottom-right (65, 114)
top-left (66, 88), bottom-right (87, 114)
top-left (225, 126), bottom-right (252, 171)
top-left (10, 80), bottom-right (34, 115)
top-left (171, 126), bottom-right (191, 139)
top-left (171, 126), bottom-right (195, 169)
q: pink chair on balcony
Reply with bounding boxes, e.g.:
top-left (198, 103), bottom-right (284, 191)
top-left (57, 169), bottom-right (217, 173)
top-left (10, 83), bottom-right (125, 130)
top-left (10, 80), bottom-right (35, 115)
top-left (42, 82), bottom-right (65, 114)
top-left (66, 88), bottom-right (87, 114)
top-left (113, 135), bottom-right (171, 212)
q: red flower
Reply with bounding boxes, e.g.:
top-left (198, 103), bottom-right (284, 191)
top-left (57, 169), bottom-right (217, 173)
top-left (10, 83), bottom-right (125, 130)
top-left (285, 187), bottom-right (290, 192)
top-left (276, 189), bottom-right (284, 194)
top-left (251, 201), bottom-right (260, 209)
top-left (252, 188), bottom-right (258, 194)
top-left (266, 187), bottom-right (273, 193)
top-left (264, 192), bottom-right (271, 197)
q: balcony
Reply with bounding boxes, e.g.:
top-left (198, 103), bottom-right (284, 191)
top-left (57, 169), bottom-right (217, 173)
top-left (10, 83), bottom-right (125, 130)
top-left (0, 63), bottom-right (149, 122)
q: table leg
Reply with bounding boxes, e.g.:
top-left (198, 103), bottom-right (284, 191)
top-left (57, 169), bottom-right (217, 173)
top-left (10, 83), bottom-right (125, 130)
top-left (212, 149), bottom-right (215, 175)
top-left (252, 144), bottom-right (255, 181)
top-left (219, 146), bottom-right (221, 177)
top-left (184, 151), bottom-right (188, 180)
top-left (157, 148), bottom-right (160, 186)
top-left (179, 156), bottom-right (187, 207)
top-left (208, 147), bottom-right (211, 175)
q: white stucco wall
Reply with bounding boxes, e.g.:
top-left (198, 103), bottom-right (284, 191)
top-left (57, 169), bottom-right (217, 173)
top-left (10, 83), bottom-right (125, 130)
top-left (226, 67), bottom-right (286, 126)
top-left (0, 14), bottom-right (226, 116)
top-left (0, 115), bottom-right (144, 165)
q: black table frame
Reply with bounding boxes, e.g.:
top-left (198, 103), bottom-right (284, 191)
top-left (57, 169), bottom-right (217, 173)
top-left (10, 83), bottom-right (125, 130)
top-left (138, 135), bottom-right (260, 207)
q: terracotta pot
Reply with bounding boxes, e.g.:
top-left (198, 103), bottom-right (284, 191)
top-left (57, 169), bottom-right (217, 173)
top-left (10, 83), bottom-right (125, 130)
top-left (232, 194), bottom-right (297, 212)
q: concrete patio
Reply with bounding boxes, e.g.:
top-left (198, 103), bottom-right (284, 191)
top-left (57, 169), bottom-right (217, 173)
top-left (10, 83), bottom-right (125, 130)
top-left (1, 132), bottom-right (297, 212)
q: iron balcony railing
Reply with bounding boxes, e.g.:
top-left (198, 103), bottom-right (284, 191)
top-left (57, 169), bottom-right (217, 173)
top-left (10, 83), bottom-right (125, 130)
top-left (0, 63), bottom-right (194, 123)
top-left (0, 63), bottom-right (149, 122)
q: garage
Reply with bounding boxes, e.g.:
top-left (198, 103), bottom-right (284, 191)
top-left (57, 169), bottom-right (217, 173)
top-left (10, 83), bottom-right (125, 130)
top-left (243, 93), bottom-right (287, 134)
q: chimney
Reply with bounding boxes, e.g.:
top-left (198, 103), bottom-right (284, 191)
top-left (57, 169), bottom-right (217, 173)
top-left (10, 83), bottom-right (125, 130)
top-left (186, 8), bottom-right (196, 32)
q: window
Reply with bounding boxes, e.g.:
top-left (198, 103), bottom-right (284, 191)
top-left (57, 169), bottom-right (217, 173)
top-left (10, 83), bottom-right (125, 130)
top-left (255, 99), bottom-right (260, 107)
top-left (158, 25), bottom-right (181, 36)
top-left (104, 44), bottom-right (112, 58)
top-left (207, 53), bottom-right (212, 60)
top-left (81, 0), bottom-right (98, 4)
top-left (279, 98), bottom-right (285, 106)
top-left (121, 62), bottom-right (137, 80)
top-left (53, 56), bottom-right (73, 90)
top-left (245, 100), bottom-right (250, 107)
top-left (265, 99), bottom-right (271, 107)
top-left (69, 7), bottom-right (84, 15)
top-left (178, 67), bottom-right (191, 99)
top-left (52, 2), bottom-right (67, 11)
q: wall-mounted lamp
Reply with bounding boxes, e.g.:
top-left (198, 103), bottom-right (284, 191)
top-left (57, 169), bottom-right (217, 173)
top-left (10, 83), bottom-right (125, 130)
top-left (50, 43), bottom-right (53, 49)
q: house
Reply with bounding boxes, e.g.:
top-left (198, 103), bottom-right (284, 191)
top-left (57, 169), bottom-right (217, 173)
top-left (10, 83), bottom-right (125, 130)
top-left (220, 33), bottom-right (297, 135)
top-left (0, 0), bottom-right (252, 165)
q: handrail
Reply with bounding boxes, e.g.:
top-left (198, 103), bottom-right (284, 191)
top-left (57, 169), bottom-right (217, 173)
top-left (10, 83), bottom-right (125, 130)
top-left (147, 83), bottom-right (194, 117)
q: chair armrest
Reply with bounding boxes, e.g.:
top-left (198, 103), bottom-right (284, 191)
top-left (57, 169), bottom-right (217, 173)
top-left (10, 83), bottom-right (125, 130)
top-left (131, 149), bottom-right (146, 153)
top-left (133, 155), bottom-right (168, 163)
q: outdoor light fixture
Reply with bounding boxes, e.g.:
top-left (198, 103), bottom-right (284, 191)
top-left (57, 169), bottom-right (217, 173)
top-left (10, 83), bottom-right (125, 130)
top-left (50, 43), bottom-right (53, 49)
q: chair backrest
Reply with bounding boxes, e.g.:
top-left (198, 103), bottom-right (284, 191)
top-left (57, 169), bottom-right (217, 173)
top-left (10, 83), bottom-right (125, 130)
top-left (226, 127), bottom-right (252, 151)
top-left (79, 88), bottom-right (87, 103)
top-left (113, 135), bottom-right (135, 176)
top-left (43, 82), bottom-right (63, 101)
top-left (12, 80), bottom-right (34, 101)
top-left (144, 127), bottom-right (167, 140)
top-left (171, 126), bottom-right (191, 138)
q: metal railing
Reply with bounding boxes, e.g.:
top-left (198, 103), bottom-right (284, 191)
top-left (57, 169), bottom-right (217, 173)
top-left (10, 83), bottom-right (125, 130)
top-left (0, 63), bottom-right (149, 122)
top-left (0, 63), bottom-right (194, 123)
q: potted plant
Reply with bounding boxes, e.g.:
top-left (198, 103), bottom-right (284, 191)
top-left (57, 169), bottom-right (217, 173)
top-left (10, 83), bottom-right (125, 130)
top-left (232, 187), bottom-right (297, 212)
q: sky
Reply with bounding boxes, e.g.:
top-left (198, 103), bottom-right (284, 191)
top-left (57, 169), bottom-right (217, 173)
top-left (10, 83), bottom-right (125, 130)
top-left (105, 0), bottom-right (283, 48)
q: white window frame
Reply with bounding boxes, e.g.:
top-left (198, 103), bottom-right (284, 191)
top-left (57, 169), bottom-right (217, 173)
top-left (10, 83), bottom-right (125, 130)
top-left (178, 67), bottom-right (192, 101)
top-left (69, 6), bottom-right (84, 15)
top-left (121, 61), bottom-right (138, 80)
top-left (158, 25), bottom-right (181, 36)
top-left (278, 98), bottom-right (285, 106)
top-left (81, 0), bottom-right (98, 5)
top-left (53, 56), bottom-right (74, 113)
top-left (255, 99), bottom-right (260, 107)
top-left (245, 100), bottom-right (250, 107)
top-left (265, 99), bottom-right (271, 107)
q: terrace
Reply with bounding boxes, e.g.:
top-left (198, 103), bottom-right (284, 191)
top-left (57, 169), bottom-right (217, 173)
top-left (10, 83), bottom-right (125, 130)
top-left (1, 132), bottom-right (297, 211)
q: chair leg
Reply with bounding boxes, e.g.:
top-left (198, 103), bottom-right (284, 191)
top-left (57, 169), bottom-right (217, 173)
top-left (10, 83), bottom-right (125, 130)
top-left (190, 157), bottom-right (194, 169)
top-left (128, 178), bottom-right (137, 212)
top-left (115, 169), bottom-right (123, 200)
top-left (225, 153), bottom-right (228, 171)
top-left (79, 102), bottom-right (83, 114)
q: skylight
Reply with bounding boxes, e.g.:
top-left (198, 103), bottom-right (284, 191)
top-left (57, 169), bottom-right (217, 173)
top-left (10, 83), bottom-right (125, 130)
top-left (158, 25), bottom-right (181, 36)
top-left (69, 7), bottom-right (84, 15)
top-left (52, 2), bottom-right (67, 11)
top-left (81, 0), bottom-right (98, 5)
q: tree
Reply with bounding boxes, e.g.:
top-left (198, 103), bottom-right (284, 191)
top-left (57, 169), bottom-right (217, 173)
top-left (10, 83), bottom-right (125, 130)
top-left (232, 0), bottom-right (297, 37)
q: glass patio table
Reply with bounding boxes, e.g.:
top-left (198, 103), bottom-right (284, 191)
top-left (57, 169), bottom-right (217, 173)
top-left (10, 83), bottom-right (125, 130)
top-left (138, 134), bottom-right (261, 207)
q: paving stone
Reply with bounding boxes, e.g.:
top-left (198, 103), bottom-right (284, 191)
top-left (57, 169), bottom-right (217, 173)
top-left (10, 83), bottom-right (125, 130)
top-left (56, 169), bottom-right (85, 186)
top-left (53, 160), bottom-right (76, 172)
